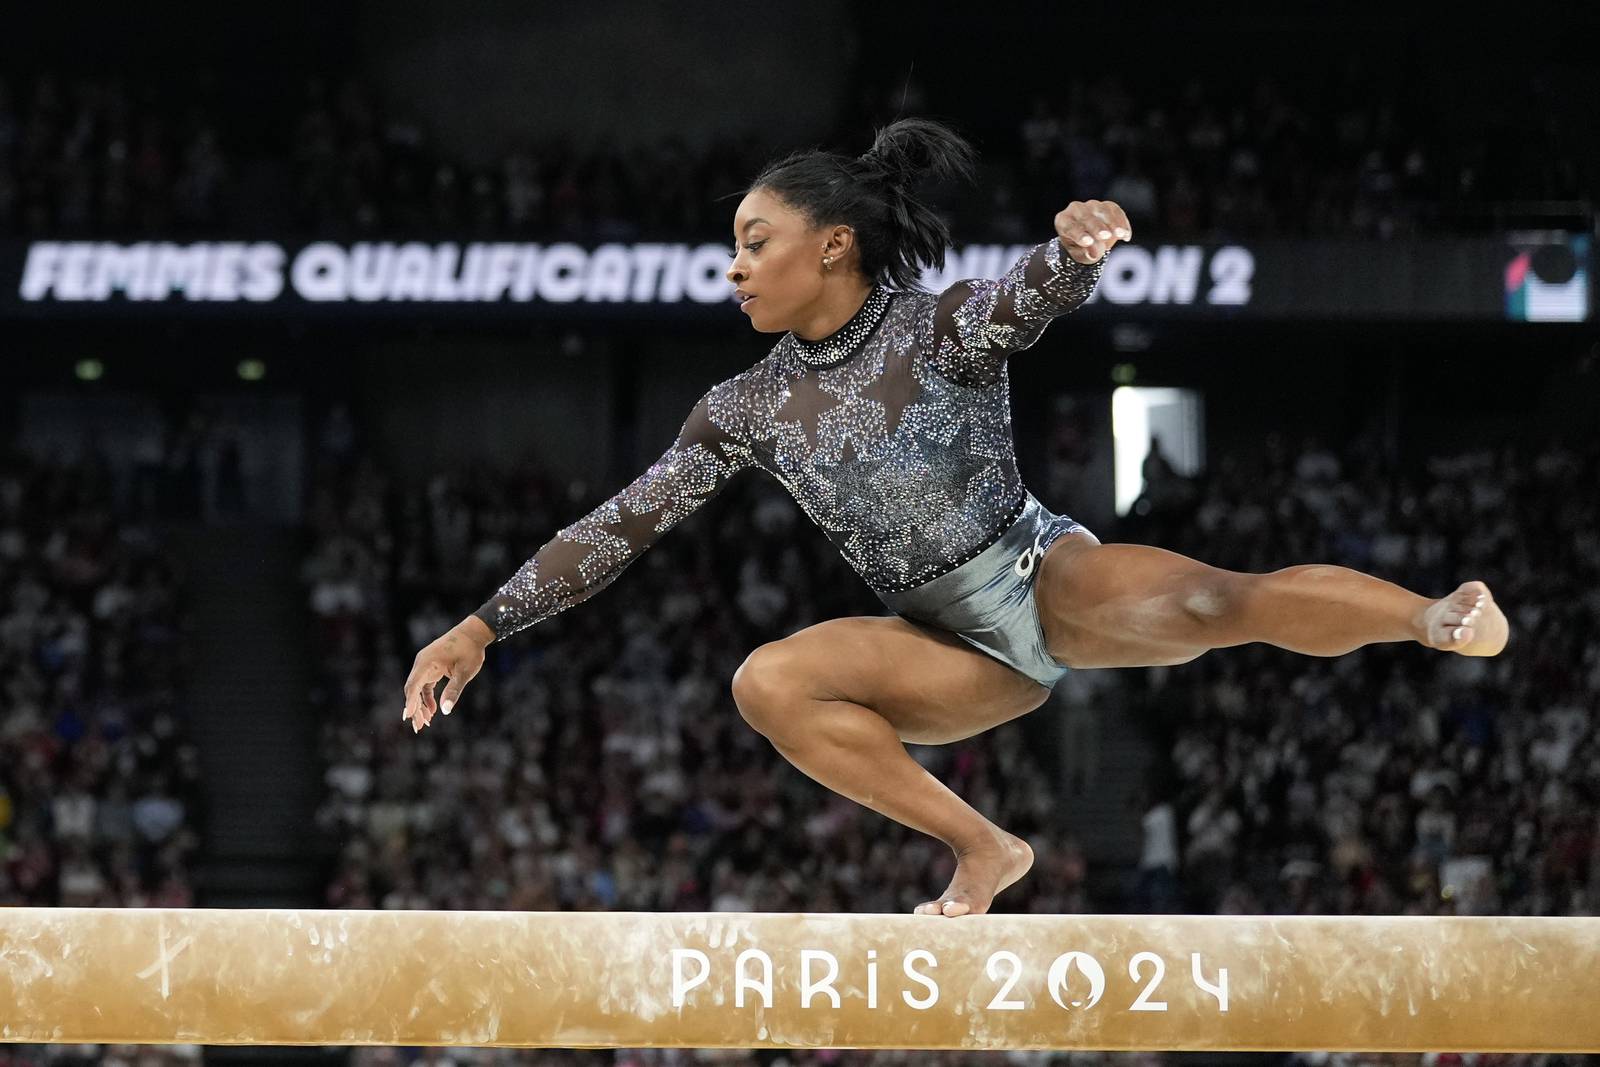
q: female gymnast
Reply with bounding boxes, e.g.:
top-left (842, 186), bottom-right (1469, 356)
top-left (401, 119), bottom-right (1509, 918)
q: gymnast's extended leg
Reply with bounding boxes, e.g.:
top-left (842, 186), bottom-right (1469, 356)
top-left (1033, 529), bottom-right (1510, 670)
top-left (731, 615), bottom-right (1052, 918)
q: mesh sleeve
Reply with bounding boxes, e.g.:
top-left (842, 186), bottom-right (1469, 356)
top-left (929, 238), bottom-right (1104, 387)
top-left (471, 385), bottom-right (754, 641)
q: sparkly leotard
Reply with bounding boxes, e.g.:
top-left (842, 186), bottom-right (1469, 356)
top-left (474, 238), bottom-right (1104, 641)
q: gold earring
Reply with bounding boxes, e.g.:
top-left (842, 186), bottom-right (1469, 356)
top-left (823, 257), bottom-right (833, 270)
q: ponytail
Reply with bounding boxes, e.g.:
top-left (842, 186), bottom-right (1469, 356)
top-left (748, 118), bottom-right (978, 289)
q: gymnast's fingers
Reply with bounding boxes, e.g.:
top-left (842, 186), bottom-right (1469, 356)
top-left (1087, 203), bottom-right (1130, 245)
top-left (437, 653), bottom-right (485, 718)
top-left (1082, 200), bottom-right (1119, 241)
top-left (1103, 200), bottom-right (1133, 241)
top-left (1055, 205), bottom-right (1108, 260)
top-left (403, 652), bottom-right (444, 733)
top-left (1054, 205), bottom-right (1096, 250)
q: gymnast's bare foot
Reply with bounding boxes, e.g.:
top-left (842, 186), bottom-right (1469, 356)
top-left (1420, 581), bottom-right (1509, 656)
top-left (914, 831), bottom-right (1034, 917)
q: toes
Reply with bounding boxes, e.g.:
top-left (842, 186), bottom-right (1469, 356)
top-left (916, 898), bottom-right (978, 917)
top-left (1431, 582), bottom-right (1498, 653)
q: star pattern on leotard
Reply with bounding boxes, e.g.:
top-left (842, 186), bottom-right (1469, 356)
top-left (841, 524), bottom-right (915, 587)
top-left (773, 373), bottom-right (846, 451)
top-left (857, 363), bottom-right (906, 438)
top-left (812, 389), bottom-right (889, 465)
top-left (556, 501), bottom-right (639, 584)
top-left (554, 437), bottom-right (748, 585)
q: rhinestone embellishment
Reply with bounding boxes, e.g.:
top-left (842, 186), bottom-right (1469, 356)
top-left (787, 286), bottom-right (893, 369)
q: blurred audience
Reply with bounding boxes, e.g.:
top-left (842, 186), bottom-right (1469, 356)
top-left (0, 451), bottom-right (200, 909)
top-left (0, 74), bottom-right (227, 236)
top-left (2, 68), bottom-right (1591, 240)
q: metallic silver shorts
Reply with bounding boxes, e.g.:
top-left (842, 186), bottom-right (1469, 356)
top-left (876, 493), bottom-right (1086, 689)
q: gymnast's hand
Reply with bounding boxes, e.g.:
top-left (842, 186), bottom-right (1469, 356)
top-left (1055, 199), bottom-right (1132, 264)
top-left (402, 616), bottom-right (492, 733)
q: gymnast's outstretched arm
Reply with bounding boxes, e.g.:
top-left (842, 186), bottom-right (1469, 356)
top-left (927, 198), bottom-right (1129, 387)
top-left (401, 383), bottom-right (754, 729)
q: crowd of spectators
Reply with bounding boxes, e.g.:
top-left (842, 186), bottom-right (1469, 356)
top-left (2, 66), bottom-right (1591, 241)
top-left (0, 74), bottom-right (228, 236)
top-left (1002, 71), bottom-right (1592, 240)
top-left (284, 78), bottom-right (763, 240)
top-left (0, 1050), bottom-right (201, 1067)
top-left (0, 450), bottom-right (200, 908)
top-left (0, 450), bottom-right (202, 1067)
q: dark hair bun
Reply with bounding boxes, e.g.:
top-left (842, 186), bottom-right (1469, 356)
top-left (856, 118), bottom-right (978, 192)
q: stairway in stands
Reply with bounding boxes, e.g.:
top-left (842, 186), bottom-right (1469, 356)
top-left (168, 522), bottom-right (323, 909)
top-left (1040, 673), bottom-right (1161, 908)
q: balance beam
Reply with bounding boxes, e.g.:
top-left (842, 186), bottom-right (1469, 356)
top-left (2, 908), bottom-right (1598, 1051)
